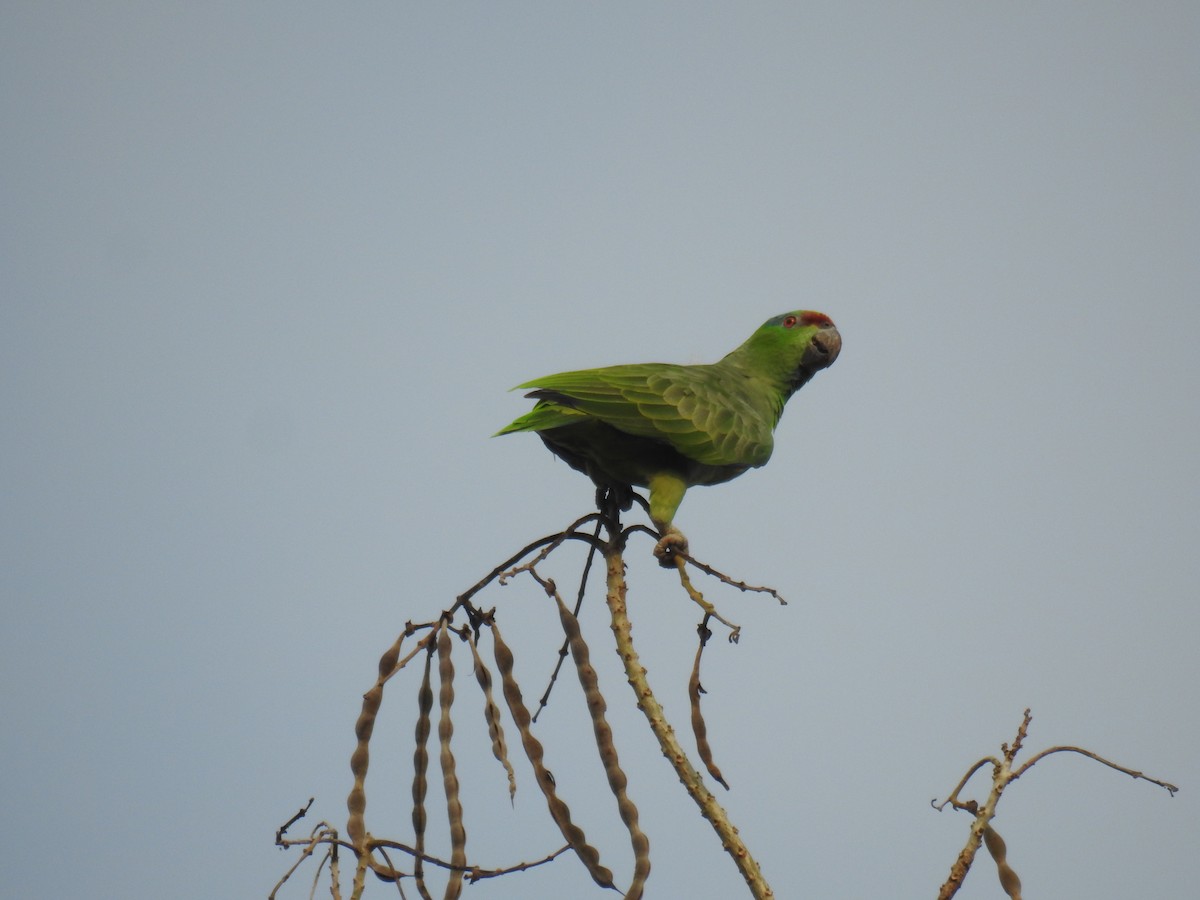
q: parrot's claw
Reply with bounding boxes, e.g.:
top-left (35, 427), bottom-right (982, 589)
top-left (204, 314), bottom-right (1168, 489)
top-left (653, 528), bottom-right (688, 568)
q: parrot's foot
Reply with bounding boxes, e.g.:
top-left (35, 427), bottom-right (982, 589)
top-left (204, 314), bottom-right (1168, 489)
top-left (653, 527), bottom-right (688, 568)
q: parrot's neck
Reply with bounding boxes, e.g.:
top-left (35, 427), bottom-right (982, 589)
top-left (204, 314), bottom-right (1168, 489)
top-left (721, 345), bottom-right (794, 391)
top-left (717, 349), bottom-right (791, 424)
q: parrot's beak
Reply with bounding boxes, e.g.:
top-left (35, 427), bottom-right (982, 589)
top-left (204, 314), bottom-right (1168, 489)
top-left (807, 323), bottom-right (842, 369)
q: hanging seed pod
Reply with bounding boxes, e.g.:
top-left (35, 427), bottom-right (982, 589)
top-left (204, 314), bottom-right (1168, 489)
top-left (554, 593), bottom-right (651, 899)
top-left (348, 632), bottom-right (411, 846)
top-left (468, 632), bottom-right (517, 802)
top-left (983, 824), bottom-right (1022, 899)
top-left (688, 632), bottom-right (728, 790)
top-left (437, 623), bottom-right (467, 900)
top-left (346, 681), bottom-right (381, 847)
top-left (490, 622), bottom-right (614, 889)
top-left (411, 642), bottom-right (436, 900)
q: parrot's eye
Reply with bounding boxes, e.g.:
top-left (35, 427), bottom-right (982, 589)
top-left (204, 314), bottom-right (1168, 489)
top-left (782, 315), bottom-right (798, 328)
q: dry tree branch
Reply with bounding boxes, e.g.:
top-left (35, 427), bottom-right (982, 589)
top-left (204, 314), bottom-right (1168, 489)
top-left (616, 522), bottom-right (785, 605)
top-left (281, 502), bottom-right (792, 898)
top-left (327, 847), bottom-right (345, 900)
top-left (602, 533), bottom-right (774, 899)
top-left (1013, 744), bottom-right (1179, 793)
top-left (273, 825), bottom-right (574, 896)
top-left (278, 497), bottom-right (1182, 900)
top-left (931, 708), bottom-right (1029, 900)
top-left (672, 555), bottom-right (742, 641)
top-left (678, 553), bottom-right (788, 606)
top-left (270, 822), bottom-right (336, 900)
top-left (309, 842), bottom-right (336, 900)
top-left (472, 514), bottom-right (605, 598)
top-left (933, 708), bottom-right (1178, 900)
top-left (275, 797), bottom-right (315, 843)
top-left (497, 513), bottom-right (603, 585)
top-left (367, 839), bottom-right (573, 882)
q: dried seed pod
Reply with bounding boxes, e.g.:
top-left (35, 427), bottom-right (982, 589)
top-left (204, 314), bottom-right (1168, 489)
top-left (983, 824), bottom-right (1022, 899)
top-left (437, 623), bottom-right (467, 900)
top-left (490, 622), bottom-right (614, 889)
top-left (347, 631), bottom-right (410, 847)
top-left (555, 593), bottom-right (651, 898)
top-left (468, 632), bottom-right (517, 802)
top-left (688, 636), bottom-right (728, 790)
top-left (411, 642), bottom-right (435, 900)
top-left (346, 681), bottom-right (382, 846)
top-left (377, 631), bottom-right (404, 681)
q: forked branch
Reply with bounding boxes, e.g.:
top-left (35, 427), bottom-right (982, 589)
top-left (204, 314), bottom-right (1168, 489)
top-left (933, 708), bottom-right (1178, 900)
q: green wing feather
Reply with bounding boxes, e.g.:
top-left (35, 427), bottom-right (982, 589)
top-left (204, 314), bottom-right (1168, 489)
top-left (496, 402), bottom-right (588, 434)
top-left (498, 363), bottom-right (778, 469)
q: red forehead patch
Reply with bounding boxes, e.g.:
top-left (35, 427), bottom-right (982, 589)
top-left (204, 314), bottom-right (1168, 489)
top-left (799, 311), bottom-right (833, 327)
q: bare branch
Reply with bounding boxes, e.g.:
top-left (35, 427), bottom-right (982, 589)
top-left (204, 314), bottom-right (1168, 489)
top-left (671, 556), bottom-right (741, 641)
top-left (680, 554), bottom-right (787, 606)
top-left (366, 839), bottom-right (573, 881)
top-left (1014, 745), bottom-right (1179, 796)
top-left (603, 539), bottom-right (773, 899)
top-left (935, 709), bottom-right (1178, 899)
top-left (275, 797), bottom-right (315, 844)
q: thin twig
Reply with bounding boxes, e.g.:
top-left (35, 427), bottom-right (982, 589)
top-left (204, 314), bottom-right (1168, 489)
top-left (367, 839), bottom-right (574, 882)
top-left (619, 522), bottom-right (786, 606)
top-left (1014, 745), bottom-right (1179, 795)
top-left (680, 554), bottom-right (788, 606)
top-left (280, 831), bottom-right (574, 883)
top-left (673, 556), bottom-right (741, 641)
top-left (498, 514), bottom-right (602, 584)
top-left (473, 517), bottom-right (605, 595)
top-left (275, 797), bottom-right (315, 843)
top-left (269, 825), bottom-right (334, 900)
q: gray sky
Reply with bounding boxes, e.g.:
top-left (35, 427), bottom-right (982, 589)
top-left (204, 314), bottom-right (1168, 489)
top-left (2, 4), bottom-right (1196, 898)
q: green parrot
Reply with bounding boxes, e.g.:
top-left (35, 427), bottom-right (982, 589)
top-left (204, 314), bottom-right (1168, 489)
top-left (497, 310), bottom-right (841, 562)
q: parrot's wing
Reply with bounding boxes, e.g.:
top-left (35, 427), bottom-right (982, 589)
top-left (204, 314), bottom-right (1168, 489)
top-left (509, 363), bottom-right (776, 469)
top-left (494, 402), bottom-right (588, 435)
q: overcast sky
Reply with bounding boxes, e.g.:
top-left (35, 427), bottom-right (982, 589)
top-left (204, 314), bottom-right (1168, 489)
top-left (2, 4), bottom-right (1197, 899)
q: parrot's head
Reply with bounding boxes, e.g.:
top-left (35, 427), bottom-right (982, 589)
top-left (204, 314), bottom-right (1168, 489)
top-left (733, 310), bottom-right (841, 394)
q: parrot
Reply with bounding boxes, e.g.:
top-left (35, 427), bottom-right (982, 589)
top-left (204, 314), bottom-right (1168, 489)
top-left (497, 310), bottom-right (841, 563)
